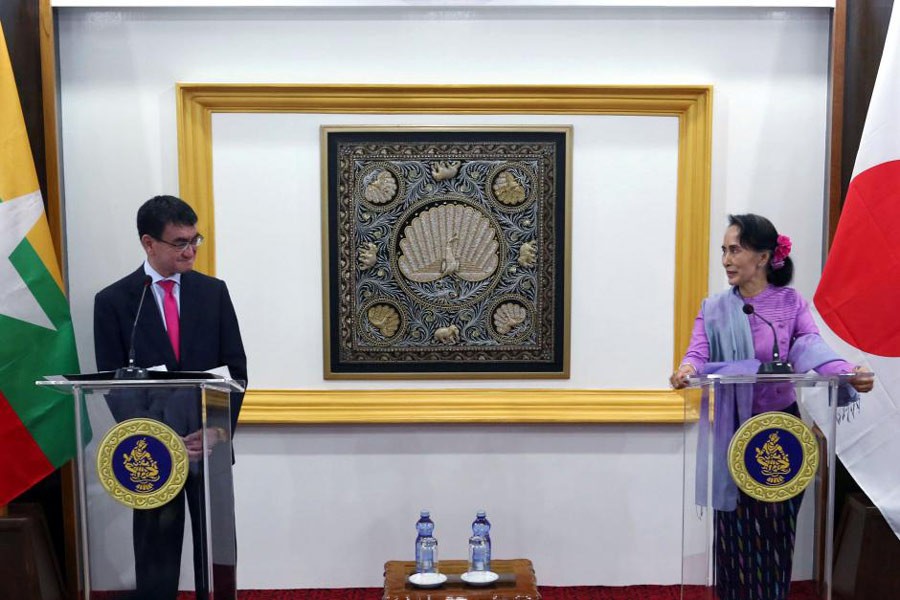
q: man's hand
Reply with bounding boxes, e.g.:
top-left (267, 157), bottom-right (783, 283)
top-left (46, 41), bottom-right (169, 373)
top-left (183, 427), bottom-right (227, 461)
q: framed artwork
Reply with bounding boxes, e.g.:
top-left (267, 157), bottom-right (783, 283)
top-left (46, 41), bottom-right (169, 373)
top-left (176, 84), bottom-right (712, 423)
top-left (322, 127), bottom-right (571, 379)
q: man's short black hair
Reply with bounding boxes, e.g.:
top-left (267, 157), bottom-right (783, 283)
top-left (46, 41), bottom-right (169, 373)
top-left (137, 195), bottom-right (198, 239)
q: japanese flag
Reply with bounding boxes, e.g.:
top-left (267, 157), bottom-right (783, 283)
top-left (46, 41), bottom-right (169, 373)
top-left (814, 3), bottom-right (900, 539)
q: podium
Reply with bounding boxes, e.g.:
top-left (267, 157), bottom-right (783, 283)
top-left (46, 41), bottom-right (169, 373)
top-left (37, 374), bottom-right (245, 600)
top-left (681, 372), bottom-right (855, 600)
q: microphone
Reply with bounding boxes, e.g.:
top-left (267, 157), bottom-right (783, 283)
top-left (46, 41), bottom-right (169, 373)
top-left (742, 303), bottom-right (793, 374)
top-left (115, 275), bottom-right (153, 379)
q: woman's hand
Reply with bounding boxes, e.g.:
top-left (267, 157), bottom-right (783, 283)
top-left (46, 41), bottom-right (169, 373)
top-left (849, 365), bottom-right (875, 393)
top-left (670, 363), bottom-right (696, 389)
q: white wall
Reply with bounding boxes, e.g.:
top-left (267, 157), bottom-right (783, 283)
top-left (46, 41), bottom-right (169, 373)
top-left (213, 112), bottom-right (679, 390)
top-left (57, 4), bottom-right (833, 588)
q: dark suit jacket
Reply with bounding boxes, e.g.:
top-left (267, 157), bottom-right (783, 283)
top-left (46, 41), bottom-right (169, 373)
top-left (94, 266), bottom-right (248, 434)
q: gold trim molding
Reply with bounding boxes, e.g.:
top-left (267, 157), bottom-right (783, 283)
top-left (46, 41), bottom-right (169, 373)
top-left (241, 389), bottom-right (698, 424)
top-left (176, 84), bottom-right (711, 423)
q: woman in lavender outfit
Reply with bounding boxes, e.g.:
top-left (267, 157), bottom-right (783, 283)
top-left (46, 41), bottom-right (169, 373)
top-left (670, 214), bottom-right (873, 600)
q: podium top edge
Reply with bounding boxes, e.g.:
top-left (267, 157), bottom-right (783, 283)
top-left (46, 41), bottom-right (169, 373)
top-left (36, 375), bottom-right (245, 393)
top-left (685, 372), bottom-right (868, 387)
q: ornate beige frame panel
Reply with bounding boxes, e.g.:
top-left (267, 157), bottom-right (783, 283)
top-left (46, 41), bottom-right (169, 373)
top-left (176, 84), bottom-right (711, 424)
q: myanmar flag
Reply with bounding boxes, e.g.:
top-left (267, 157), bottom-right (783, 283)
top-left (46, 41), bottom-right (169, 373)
top-left (0, 24), bottom-right (81, 505)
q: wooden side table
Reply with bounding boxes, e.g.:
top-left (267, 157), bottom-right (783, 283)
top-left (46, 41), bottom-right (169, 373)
top-left (383, 558), bottom-right (540, 600)
top-left (833, 493), bottom-right (900, 599)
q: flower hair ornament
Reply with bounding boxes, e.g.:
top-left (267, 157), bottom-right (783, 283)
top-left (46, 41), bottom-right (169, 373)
top-left (771, 234), bottom-right (792, 270)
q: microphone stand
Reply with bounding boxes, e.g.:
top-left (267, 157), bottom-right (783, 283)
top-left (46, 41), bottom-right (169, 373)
top-left (115, 276), bottom-right (152, 380)
top-left (741, 303), bottom-right (793, 375)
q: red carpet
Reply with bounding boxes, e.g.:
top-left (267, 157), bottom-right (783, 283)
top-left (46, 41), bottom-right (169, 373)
top-left (161, 580), bottom-right (822, 599)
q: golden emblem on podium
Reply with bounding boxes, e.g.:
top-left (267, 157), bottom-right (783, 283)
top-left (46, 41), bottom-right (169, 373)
top-left (96, 418), bottom-right (189, 509)
top-left (728, 412), bottom-right (818, 502)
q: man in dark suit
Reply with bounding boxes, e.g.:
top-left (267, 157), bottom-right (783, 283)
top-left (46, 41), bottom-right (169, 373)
top-left (94, 195), bottom-right (247, 600)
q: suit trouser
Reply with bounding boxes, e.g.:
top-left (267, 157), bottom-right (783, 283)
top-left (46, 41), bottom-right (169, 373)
top-left (133, 470), bottom-right (208, 600)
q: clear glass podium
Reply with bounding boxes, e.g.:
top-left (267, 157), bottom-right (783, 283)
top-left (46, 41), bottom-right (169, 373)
top-left (37, 375), bottom-right (244, 600)
top-left (681, 372), bottom-right (856, 600)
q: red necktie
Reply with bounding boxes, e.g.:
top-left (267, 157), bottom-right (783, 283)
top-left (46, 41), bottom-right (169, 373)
top-left (158, 279), bottom-right (180, 361)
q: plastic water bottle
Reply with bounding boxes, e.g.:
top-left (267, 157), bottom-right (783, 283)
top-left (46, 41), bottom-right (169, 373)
top-left (471, 510), bottom-right (491, 571)
top-left (415, 510), bottom-right (438, 574)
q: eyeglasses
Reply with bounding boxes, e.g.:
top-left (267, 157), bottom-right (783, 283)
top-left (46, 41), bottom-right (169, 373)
top-left (154, 234), bottom-right (204, 253)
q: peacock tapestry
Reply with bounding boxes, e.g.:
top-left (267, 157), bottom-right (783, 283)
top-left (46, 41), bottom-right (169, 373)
top-left (322, 127), bottom-right (571, 378)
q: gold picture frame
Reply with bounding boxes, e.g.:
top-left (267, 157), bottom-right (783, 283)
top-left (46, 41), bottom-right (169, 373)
top-left (176, 84), bottom-right (711, 424)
